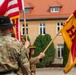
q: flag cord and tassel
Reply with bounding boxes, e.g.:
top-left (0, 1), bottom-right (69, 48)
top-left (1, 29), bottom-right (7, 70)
top-left (43, 32), bottom-right (60, 53)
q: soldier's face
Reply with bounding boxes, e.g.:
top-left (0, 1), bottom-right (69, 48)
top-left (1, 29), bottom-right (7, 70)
top-left (31, 49), bottom-right (34, 55)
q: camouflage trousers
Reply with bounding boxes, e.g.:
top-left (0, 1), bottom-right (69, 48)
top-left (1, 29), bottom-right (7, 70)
top-left (17, 68), bottom-right (29, 75)
top-left (0, 73), bottom-right (17, 75)
top-left (0, 71), bottom-right (17, 75)
top-left (31, 72), bottom-right (36, 75)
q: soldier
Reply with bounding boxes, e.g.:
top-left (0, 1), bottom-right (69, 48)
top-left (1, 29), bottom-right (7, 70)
top-left (29, 45), bottom-right (45, 75)
top-left (0, 16), bottom-right (31, 75)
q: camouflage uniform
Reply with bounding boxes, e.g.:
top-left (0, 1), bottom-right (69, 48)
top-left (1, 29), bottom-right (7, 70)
top-left (0, 33), bottom-right (30, 75)
top-left (30, 57), bottom-right (40, 75)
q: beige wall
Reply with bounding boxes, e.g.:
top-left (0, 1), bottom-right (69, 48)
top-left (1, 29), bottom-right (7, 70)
top-left (20, 19), bottom-right (66, 64)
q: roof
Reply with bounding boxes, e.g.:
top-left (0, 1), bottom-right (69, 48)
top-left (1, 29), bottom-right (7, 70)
top-left (22, 0), bottom-right (76, 20)
top-left (49, 1), bottom-right (62, 7)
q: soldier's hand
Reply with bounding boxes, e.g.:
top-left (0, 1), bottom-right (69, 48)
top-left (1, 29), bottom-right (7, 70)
top-left (24, 40), bottom-right (31, 48)
top-left (38, 52), bottom-right (45, 59)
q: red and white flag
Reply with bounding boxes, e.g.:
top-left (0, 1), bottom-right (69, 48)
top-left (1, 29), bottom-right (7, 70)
top-left (12, 18), bottom-right (21, 41)
top-left (18, 0), bottom-right (24, 10)
top-left (6, 0), bottom-right (24, 41)
top-left (6, 0), bottom-right (20, 20)
top-left (0, 0), bottom-right (24, 41)
top-left (0, 0), bottom-right (8, 15)
top-left (0, 0), bottom-right (24, 16)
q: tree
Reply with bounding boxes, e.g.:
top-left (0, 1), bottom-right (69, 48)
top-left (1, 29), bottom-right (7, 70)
top-left (33, 34), bottom-right (55, 67)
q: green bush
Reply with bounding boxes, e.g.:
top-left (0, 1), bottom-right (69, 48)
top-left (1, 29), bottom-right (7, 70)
top-left (63, 42), bottom-right (69, 66)
top-left (33, 34), bottom-right (55, 67)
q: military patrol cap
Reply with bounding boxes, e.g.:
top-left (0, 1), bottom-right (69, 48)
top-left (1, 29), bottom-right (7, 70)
top-left (0, 16), bottom-right (15, 30)
top-left (29, 45), bottom-right (36, 49)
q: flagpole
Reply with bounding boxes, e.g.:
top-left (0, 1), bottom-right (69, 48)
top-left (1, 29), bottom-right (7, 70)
top-left (43, 33), bottom-right (59, 53)
top-left (23, 0), bottom-right (27, 41)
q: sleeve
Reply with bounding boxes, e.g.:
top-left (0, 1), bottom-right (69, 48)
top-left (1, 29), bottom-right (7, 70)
top-left (19, 45), bottom-right (31, 74)
top-left (30, 57), bottom-right (40, 64)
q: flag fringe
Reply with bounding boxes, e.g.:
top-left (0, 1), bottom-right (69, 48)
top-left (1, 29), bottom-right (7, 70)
top-left (64, 58), bottom-right (76, 74)
top-left (10, 15), bottom-right (20, 20)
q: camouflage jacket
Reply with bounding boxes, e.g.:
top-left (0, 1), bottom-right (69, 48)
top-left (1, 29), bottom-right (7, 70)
top-left (0, 33), bottom-right (30, 75)
top-left (30, 56), bottom-right (39, 73)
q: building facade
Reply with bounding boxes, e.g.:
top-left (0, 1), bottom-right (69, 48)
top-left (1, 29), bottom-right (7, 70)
top-left (20, 0), bottom-right (76, 65)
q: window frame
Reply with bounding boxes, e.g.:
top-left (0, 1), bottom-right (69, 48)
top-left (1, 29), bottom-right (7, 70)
top-left (21, 23), bottom-right (28, 35)
top-left (57, 44), bottom-right (64, 58)
top-left (21, 24), bottom-right (25, 35)
top-left (56, 22), bottom-right (63, 35)
top-left (26, 23), bottom-right (28, 34)
top-left (25, 8), bottom-right (31, 13)
top-left (39, 23), bottom-right (46, 35)
top-left (51, 7), bottom-right (60, 12)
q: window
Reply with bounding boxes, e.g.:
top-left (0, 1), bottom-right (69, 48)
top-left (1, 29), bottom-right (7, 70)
top-left (26, 23), bottom-right (28, 34)
top-left (51, 7), bottom-right (60, 12)
top-left (25, 8), bottom-right (30, 13)
top-left (39, 23), bottom-right (46, 35)
top-left (21, 23), bottom-right (28, 35)
top-left (57, 44), bottom-right (64, 58)
top-left (22, 24), bottom-right (25, 35)
top-left (56, 22), bottom-right (63, 35)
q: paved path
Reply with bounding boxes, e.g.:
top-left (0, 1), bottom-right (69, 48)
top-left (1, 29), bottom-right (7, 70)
top-left (36, 67), bottom-right (76, 75)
